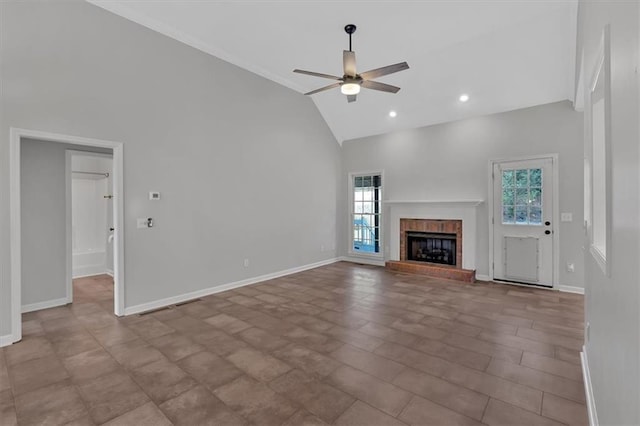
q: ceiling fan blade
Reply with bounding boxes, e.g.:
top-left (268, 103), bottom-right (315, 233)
top-left (343, 50), bottom-right (357, 77)
top-left (359, 62), bottom-right (409, 80)
top-left (304, 82), bottom-right (341, 96)
top-left (361, 80), bottom-right (401, 93)
top-left (293, 69), bottom-right (342, 80)
top-left (347, 94), bottom-right (357, 103)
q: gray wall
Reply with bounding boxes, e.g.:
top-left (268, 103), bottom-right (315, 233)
top-left (21, 140), bottom-right (111, 307)
top-left (341, 101), bottom-right (585, 288)
top-left (0, 1), bottom-right (340, 335)
top-left (578, 1), bottom-right (640, 424)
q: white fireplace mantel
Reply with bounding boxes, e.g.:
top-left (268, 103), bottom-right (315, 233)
top-left (387, 200), bottom-right (484, 270)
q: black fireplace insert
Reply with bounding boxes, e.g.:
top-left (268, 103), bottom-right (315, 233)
top-left (406, 232), bottom-right (456, 266)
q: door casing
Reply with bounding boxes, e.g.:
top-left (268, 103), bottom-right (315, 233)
top-left (9, 128), bottom-right (125, 346)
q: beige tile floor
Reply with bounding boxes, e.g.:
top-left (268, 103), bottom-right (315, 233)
top-left (0, 262), bottom-right (588, 425)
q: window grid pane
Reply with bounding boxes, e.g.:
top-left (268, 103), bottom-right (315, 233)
top-left (501, 168), bottom-right (543, 225)
top-left (352, 174), bottom-right (381, 253)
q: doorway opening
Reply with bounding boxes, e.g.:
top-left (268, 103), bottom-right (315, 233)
top-left (70, 151), bottom-right (115, 310)
top-left (8, 128), bottom-right (125, 345)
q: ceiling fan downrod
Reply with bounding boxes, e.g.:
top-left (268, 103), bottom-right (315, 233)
top-left (345, 24), bottom-right (356, 52)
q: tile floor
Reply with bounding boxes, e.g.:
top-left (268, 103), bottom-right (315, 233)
top-left (0, 262), bottom-right (588, 425)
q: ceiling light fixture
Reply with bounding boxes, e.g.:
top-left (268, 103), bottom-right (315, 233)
top-left (459, 94), bottom-right (470, 102)
top-left (341, 83), bottom-right (361, 95)
top-left (389, 111), bottom-right (397, 118)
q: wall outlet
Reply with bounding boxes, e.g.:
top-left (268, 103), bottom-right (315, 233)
top-left (566, 263), bottom-right (575, 273)
top-left (243, 259), bottom-right (249, 268)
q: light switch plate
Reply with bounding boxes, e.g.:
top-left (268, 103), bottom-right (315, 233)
top-left (561, 212), bottom-right (573, 222)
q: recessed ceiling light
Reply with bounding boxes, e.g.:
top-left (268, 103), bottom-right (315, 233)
top-left (459, 94), bottom-right (470, 102)
top-left (389, 111), bottom-right (397, 118)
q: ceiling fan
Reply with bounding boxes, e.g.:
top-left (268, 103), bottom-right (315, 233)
top-left (293, 24), bottom-right (410, 103)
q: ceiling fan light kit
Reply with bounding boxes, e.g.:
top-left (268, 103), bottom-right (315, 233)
top-left (293, 24), bottom-right (409, 103)
top-left (341, 83), bottom-right (360, 95)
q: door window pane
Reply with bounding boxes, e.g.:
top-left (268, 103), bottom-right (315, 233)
top-left (502, 206), bottom-right (515, 224)
top-left (501, 168), bottom-right (543, 225)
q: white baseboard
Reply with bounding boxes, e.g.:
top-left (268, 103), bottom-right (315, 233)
top-left (558, 285), bottom-right (585, 295)
top-left (339, 256), bottom-right (386, 267)
top-left (475, 274), bottom-right (491, 282)
top-left (0, 334), bottom-right (17, 348)
top-left (581, 346), bottom-right (599, 426)
top-left (105, 269), bottom-right (114, 277)
top-left (73, 266), bottom-right (108, 279)
top-left (22, 297), bottom-right (70, 313)
top-left (124, 257), bottom-right (340, 316)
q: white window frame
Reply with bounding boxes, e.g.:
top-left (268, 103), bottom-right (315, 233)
top-left (348, 171), bottom-right (384, 259)
top-left (586, 25), bottom-right (612, 276)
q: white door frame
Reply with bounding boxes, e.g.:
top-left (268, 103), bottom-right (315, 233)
top-left (487, 154), bottom-right (560, 289)
top-left (9, 128), bottom-right (125, 344)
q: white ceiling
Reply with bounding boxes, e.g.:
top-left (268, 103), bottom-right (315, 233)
top-left (89, 0), bottom-right (578, 143)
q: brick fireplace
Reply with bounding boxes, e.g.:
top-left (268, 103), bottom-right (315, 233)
top-left (384, 200), bottom-right (481, 283)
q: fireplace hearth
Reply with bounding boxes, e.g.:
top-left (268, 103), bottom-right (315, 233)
top-left (407, 232), bottom-right (457, 266)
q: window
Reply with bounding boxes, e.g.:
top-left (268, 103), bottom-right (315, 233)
top-left (351, 173), bottom-right (381, 254)
top-left (501, 168), bottom-right (543, 225)
top-left (587, 25), bottom-right (610, 275)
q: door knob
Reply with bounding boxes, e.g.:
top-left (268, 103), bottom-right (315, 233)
top-left (545, 230), bottom-right (551, 235)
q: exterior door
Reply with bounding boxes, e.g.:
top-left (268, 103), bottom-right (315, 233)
top-left (492, 158), bottom-right (554, 287)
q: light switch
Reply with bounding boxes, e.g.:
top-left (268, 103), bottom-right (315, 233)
top-left (561, 212), bottom-right (573, 222)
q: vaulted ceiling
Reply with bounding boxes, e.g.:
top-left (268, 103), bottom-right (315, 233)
top-left (89, 1), bottom-right (578, 143)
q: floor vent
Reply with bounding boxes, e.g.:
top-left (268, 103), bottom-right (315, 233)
top-left (138, 306), bottom-right (172, 316)
top-left (175, 298), bottom-right (202, 307)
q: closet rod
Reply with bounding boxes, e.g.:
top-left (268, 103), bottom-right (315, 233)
top-left (72, 171), bottom-right (109, 177)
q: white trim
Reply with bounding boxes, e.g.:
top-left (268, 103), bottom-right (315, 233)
top-left (488, 154), bottom-right (560, 289)
top-left (9, 128), bottom-right (126, 346)
top-left (9, 129), bottom-right (22, 344)
top-left (339, 256), bottom-right (386, 267)
top-left (581, 347), bottom-right (599, 426)
top-left (65, 150), bottom-right (73, 305)
top-left (124, 258), bottom-right (340, 316)
top-left (22, 297), bottom-right (69, 314)
top-left (106, 269), bottom-right (114, 277)
top-left (475, 274), bottom-right (491, 282)
top-left (558, 285), bottom-right (585, 295)
top-left (0, 335), bottom-right (15, 348)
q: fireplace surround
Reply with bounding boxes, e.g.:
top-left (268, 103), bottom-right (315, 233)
top-left (384, 200), bottom-right (482, 282)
